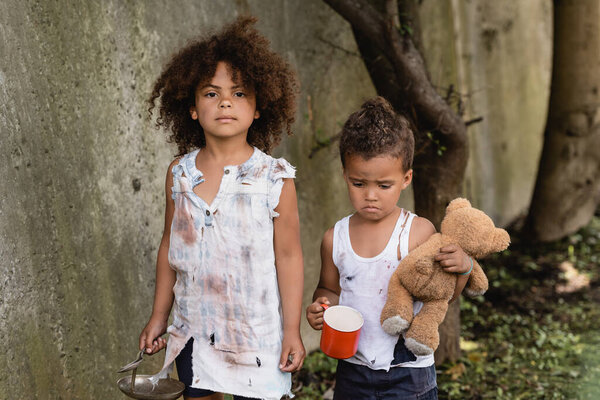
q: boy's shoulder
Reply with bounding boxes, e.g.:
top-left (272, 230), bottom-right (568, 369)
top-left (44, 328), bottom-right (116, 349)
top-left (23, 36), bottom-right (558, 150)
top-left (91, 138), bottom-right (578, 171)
top-left (321, 212), bottom-right (353, 250)
top-left (322, 226), bottom-right (335, 248)
top-left (408, 215), bottom-right (436, 252)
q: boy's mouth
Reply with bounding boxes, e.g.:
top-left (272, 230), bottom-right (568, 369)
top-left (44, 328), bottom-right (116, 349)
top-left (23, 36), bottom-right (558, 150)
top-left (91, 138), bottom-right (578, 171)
top-left (363, 206), bottom-right (379, 212)
top-left (216, 115), bottom-right (236, 121)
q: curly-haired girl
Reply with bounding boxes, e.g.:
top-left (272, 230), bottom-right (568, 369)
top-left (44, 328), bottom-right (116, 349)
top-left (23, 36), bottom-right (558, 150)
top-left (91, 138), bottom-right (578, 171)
top-left (138, 17), bottom-right (305, 400)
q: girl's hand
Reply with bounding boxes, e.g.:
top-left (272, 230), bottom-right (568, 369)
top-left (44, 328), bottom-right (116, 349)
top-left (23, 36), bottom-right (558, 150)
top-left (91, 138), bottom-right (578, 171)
top-left (434, 244), bottom-right (472, 275)
top-left (139, 317), bottom-right (168, 355)
top-left (279, 332), bottom-right (306, 373)
top-left (306, 297), bottom-right (330, 330)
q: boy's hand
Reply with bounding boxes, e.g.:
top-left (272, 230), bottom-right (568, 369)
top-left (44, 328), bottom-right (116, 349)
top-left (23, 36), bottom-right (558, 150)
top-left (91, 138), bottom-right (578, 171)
top-left (279, 332), bottom-right (305, 372)
top-left (306, 297), bottom-right (330, 330)
top-left (139, 317), bottom-right (168, 355)
top-left (435, 244), bottom-right (472, 274)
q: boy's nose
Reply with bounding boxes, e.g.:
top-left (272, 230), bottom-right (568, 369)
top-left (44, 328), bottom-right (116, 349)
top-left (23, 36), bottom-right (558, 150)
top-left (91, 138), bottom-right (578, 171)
top-left (365, 189), bottom-right (377, 200)
top-left (219, 101), bottom-right (232, 108)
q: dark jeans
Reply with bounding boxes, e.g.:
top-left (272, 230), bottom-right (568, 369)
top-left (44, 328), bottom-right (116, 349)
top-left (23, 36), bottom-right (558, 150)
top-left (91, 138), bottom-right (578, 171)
top-left (176, 338), bottom-right (261, 400)
top-left (333, 360), bottom-right (437, 400)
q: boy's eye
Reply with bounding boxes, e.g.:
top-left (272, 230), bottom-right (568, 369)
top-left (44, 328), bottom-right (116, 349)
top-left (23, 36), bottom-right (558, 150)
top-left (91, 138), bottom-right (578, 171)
top-left (205, 92), bottom-right (217, 98)
top-left (352, 182), bottom-right (364, 187)
top-left (379, 184), bottom-right (391, 189)
top-left (234, 92), bottom-right (245, 97)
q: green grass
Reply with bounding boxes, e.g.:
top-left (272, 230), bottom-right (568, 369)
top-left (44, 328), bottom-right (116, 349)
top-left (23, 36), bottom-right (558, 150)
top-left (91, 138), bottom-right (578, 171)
top-left (292, 216), bottom-right (600, 399)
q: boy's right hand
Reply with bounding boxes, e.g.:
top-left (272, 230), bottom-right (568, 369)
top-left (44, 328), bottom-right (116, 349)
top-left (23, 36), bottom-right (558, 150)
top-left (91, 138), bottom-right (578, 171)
top-left (306, 297), bottom-right (330, 330)
top-left (139, 317), bottom-right (168, 355)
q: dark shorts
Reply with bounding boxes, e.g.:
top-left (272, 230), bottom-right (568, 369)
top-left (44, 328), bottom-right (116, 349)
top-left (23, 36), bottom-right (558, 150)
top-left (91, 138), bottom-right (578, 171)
top-left (333, 360), bottom-right (437, 400)
top-left (175, 338), bottom-right (261, 399)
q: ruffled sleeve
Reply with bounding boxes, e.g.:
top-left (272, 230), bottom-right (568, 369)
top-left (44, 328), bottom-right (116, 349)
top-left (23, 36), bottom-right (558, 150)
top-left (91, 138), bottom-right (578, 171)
top-left (267, 157), bottom-right (296, 218)
top-left (170, 161), bottom-right (184, 199)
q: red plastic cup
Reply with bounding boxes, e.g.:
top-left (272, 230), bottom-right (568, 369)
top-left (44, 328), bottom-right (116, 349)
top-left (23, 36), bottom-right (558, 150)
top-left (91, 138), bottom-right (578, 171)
top-left (320, 304), bottom-right (364, 359)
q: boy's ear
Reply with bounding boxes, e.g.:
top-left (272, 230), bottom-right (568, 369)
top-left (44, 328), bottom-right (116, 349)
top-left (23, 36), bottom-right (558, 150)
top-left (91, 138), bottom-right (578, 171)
top-left (190, 106), bottom-right (198, 120)
top-left (402, 169), bottom-right (413, 189)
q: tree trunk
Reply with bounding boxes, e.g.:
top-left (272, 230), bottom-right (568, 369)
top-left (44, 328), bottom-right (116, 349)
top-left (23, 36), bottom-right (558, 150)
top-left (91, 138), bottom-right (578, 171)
top-left (525, 0), bottom-right (600, 241)
top-left (323, 0), bottom-right (468, 363)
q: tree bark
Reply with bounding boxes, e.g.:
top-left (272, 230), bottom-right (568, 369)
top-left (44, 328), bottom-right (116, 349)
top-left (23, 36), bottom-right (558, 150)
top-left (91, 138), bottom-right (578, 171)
top-left (525, 0), bottom-right (600, 242)
top-left (323, 0), bottom-right (468, 363)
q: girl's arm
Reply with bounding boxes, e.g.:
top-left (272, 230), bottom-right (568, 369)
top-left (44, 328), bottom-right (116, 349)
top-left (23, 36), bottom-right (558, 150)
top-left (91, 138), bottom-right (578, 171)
top-left (273, 178), bottom-right (306, 373)
top-left (139, 160), bottom-right (178, 354)
top-left (306, 227), bottom-right (341, 330)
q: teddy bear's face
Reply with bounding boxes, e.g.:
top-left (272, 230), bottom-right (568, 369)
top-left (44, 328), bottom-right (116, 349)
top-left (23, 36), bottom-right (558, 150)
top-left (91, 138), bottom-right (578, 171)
top-left (440, 199), bottom-right (510, 259)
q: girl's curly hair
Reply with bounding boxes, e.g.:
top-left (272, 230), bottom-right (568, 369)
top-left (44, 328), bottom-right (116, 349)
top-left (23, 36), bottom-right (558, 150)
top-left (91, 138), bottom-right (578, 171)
top-left (339, 96), bottom-right (415, 172)
top-left (148, 16), bottom-right (299, 156)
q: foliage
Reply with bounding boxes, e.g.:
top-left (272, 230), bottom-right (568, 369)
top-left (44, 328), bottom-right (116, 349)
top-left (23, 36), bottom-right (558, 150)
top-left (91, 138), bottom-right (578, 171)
top-left (292, 350), bottom-right (337, 399)
top-left (427, 132), bottom-right (447, 156)
top-left (292, 216), bottom-right (600, 399)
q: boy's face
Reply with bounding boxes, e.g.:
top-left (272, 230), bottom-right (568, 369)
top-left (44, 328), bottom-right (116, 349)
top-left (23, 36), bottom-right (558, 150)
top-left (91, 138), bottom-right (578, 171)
top-left (343, 154), bottom-right (412, 222)
top-left (190, 61), bottom-right (260, 141)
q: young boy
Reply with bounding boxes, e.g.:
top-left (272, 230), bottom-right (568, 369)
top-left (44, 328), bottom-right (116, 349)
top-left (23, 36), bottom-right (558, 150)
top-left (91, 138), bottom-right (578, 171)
top-left (306, 97), bottom-right (473, 400)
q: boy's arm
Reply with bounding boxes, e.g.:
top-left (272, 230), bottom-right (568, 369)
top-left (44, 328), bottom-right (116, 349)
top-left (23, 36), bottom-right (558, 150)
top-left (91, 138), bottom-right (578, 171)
top-left (306, 227), bottom-right (341, 330)
top-left (273, 179), bottom-right (306, 372)
top-left (139, 160), bottom-right (178, 354)
top-left (435, 244), bottom-right (471, 302)
top-left (407, 216), bottom-right (436, 251)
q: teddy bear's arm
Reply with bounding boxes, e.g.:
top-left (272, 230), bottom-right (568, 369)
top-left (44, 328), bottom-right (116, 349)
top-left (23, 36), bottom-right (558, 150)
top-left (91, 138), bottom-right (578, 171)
top-left (464, 259), bottom-right (488, 297)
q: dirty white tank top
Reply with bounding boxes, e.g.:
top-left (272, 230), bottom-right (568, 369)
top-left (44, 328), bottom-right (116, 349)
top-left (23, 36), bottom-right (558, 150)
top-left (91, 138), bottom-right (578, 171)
top-left (333, 209), bottom-right (435, 371)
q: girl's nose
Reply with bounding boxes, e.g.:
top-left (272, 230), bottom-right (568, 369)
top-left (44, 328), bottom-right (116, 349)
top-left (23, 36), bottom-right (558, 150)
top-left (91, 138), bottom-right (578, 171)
top-left (219, 99), bottom-right (232, 108)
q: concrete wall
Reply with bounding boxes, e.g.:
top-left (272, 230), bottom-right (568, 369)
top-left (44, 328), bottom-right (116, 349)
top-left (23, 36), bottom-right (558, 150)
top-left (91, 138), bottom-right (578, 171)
top-left (0, 1), bottom-right (372, 398)
top-left (0, 0), bottom-right (550, 398)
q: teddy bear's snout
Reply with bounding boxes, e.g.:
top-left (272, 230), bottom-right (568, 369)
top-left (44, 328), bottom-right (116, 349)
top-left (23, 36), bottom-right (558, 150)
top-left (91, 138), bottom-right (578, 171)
top-left (490, 228), bottom-right (510, 253)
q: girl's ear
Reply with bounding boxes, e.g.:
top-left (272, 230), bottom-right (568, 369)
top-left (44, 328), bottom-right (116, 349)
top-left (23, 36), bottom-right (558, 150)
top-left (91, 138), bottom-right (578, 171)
top-left (254, 109), bottom-right (260, 119)
top-left (402, 169), bottom-right (413, 189)
top-left (190, 106), bottom-right (198, 120)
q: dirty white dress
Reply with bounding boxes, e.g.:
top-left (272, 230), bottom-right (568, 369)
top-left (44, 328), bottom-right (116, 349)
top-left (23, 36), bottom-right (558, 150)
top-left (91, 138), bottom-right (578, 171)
top-left (160, 147), bottom-right (295, 400)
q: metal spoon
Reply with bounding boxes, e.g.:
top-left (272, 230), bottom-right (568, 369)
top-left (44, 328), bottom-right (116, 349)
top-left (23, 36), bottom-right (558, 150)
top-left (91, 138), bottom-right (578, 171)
top-left (117, 350), bottom-right (145, 373)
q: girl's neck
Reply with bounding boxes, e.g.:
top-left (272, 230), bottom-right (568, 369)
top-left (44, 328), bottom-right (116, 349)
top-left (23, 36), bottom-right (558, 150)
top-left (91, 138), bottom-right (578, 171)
top-left (201, 137), bottom-right (254, 166)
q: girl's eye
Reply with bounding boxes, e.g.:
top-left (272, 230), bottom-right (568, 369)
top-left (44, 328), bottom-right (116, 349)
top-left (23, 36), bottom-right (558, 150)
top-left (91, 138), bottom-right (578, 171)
top-left (234, 92), bottom-right (245, 97)
top-left (380, 185), bottom-right (391, 189)
top-left (205, 92), bottom-right (217, 98)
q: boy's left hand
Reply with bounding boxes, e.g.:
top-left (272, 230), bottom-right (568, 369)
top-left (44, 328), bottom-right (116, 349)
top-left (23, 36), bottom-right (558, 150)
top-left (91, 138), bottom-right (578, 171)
top-left (434, 244), bottom-right (471, 274)
top-left (279, 332), bottom-right (305, 373)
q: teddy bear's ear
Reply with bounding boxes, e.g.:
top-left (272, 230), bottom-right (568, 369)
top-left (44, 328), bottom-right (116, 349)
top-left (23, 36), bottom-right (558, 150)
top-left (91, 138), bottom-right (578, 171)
top-left (446, 198), bottom-right (471, 213)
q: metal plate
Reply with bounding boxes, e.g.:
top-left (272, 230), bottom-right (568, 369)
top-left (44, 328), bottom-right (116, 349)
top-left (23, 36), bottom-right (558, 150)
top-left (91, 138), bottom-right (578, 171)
top-left (117, 375), bottom-right (185, 400)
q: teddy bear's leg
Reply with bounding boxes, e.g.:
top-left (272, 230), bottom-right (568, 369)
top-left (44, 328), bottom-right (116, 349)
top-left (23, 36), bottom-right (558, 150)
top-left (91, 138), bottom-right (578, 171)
top-left (404, 299), bottom-right (449, 356)
top-left (380, 278), bottom-right (414, 335)
top-left (464, 260), bottom-right (488, 297)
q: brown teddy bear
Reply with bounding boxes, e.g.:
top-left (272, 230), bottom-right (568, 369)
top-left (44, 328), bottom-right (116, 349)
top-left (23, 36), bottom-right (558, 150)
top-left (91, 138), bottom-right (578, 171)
top-left (380, 198), bottom-right (510, 356)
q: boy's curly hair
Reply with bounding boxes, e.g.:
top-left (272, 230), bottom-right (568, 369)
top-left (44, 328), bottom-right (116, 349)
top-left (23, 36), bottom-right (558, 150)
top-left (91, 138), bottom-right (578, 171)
top-left (148, 16), bottom-right (299, 155)
top-left (339, 96), bottom-right (415, 172)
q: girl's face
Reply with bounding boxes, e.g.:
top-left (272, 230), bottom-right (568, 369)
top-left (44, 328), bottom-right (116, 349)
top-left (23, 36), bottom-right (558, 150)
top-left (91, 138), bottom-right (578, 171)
top-left (343, 154), bottom-right (412, 222)
top-left (190, 61), bottom-right (260, 142)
